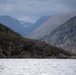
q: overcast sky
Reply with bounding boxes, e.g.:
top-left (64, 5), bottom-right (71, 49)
top-left (0, 0), bottom-right (76, 23)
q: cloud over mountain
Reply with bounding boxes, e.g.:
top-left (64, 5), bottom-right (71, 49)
top-left (0, 0), bottom-right (76, 22)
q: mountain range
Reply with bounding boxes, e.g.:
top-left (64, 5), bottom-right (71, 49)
top-left (26, 12), bottom-right (76, 39)
top-left (0, 12), bottom-right (76, 57)
top-left (27, 16), bottom-right (50, 34)
top-left (0, 23), bottom-right (75, 58)
top-left (41, 16), bottom-right (76, 54)
top-left (0, 15), bottom-right (34, 37)
top-left (0, 15), bottom-right (49, 37)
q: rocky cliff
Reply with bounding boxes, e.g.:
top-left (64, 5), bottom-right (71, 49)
top-left (41, 16), bottom-right (76, 54)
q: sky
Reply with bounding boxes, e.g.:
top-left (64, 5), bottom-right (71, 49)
top-left (0, 0), bottom-right (76, 23)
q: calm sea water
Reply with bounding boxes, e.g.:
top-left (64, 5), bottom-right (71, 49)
top-left (0, 59), bottom-right (76, 75)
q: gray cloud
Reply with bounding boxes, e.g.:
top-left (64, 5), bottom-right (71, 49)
top-left (0, 0), bottom-right (76, 23)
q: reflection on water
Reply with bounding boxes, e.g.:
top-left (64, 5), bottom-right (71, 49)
top-left (0, 59), bottom-right (76, 75)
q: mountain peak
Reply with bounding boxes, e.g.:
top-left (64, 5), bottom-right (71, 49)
top-left (69, 16), bottom-right (76, 21)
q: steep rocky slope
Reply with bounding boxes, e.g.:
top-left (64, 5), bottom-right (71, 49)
top-left (27, 12), bottom-right (76, 39)
top-left (41, 16), bottom-right (76, 54)
top-left (0, 23), bottom-right (75, 58)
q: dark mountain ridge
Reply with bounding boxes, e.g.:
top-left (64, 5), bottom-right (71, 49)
top-left (0, 23), bottom-right (75, 58)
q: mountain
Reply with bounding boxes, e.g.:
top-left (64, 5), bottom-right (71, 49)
top-left (26, 12), bottom-right (76, 39)
top-left (0, 23), bottom-right (75, 58)
top-left (25, 16), bottom-right (50, 36)
top-left (41, 16), bottom-right (76, 54)
top-left (33, 16), bottom-right (50, 28)
top-left (0, 15), bottom-right (33, 36)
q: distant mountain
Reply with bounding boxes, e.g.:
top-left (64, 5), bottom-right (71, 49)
top-left (0, 15), bottom-right (33, 37)
top-left (33, 16), bottom-right (50, 28)
top-left (26, 12), bottom-right (76, 39)
top-left (0, 23), bottom-right (75, 58)
top-left (41, 16), bottom-right (76, 54)
top-left (25, 16), bottom-right (50, 36)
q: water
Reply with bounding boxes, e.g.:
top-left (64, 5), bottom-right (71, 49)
top-left (0, 59), bottom-right (76, 75)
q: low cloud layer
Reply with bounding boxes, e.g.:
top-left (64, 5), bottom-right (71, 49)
top-left (0, 0), bottom-right (76, 22)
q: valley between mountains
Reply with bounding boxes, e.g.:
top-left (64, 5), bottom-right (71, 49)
top-left (0, 12), bottom-right (76, 58)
